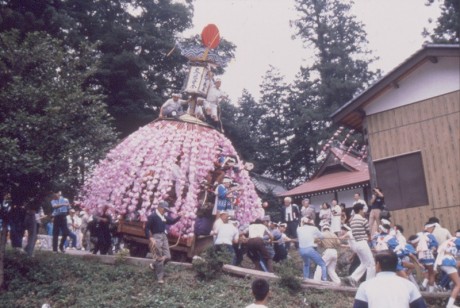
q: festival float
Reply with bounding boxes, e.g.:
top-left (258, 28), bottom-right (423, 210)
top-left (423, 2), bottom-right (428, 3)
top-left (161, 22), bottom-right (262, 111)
top-left (80, 25), bottom-right (261, 259)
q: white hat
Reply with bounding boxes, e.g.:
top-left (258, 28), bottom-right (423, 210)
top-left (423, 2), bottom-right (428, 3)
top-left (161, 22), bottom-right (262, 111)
top-left (172, 93), bottom-right (181, 97)
top-left (222, 177), bottom-right (232, 184)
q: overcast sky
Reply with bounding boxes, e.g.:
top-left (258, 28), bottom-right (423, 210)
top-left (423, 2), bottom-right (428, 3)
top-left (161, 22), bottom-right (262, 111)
top-left (182, 0), bottom-right (441, 102)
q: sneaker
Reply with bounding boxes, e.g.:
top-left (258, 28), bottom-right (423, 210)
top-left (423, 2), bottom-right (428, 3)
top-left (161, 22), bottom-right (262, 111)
top-left (149, 263), bottom-right (155, 271)
top-left (158, 279), bottom-right (164, 284)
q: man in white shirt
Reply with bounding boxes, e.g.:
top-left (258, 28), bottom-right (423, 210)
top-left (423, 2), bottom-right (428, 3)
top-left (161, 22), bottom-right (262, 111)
top-left (204, 78), bottom-right (226, 121)
top-left (353, 250), bottom-right (427, 308)
top-left (246, 278), bottom-right (270, 308)
top-left (297, 217), bottom-right (327, 281)
top-left (159, 93), bottom-right (188, 118)
top-left (212, 211), bottom-right (239, 264)
top-left (353, 192), bottom-right (368, 214)
top-left (428, 216), bottom-right (452, 246)
top-left (246, 219), bottom-right (274, 272)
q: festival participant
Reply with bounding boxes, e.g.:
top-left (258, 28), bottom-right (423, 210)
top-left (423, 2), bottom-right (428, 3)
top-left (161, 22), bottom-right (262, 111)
top-left (280, 197), bottom-right (300, 249)
top-left (435, 238), bottom-right (460, 308)
top-left (212, 211), bottom-right (239, 264)
top-left (368, 187), bottom-right (384, 236)
top-left (339, 224), bottom-right (356, 250)
top-left (413, 222), bottom-right (439, 292)
top-left (246, 278), bottom-right (270, 308)
top-left (159, 93), bottom-right (188, 118)
top-left (194, 207), bottom-right (213, 236)
top-left (193, 97), bottom-right (206, 120)
top-left (246, 219), bottom-right (274, 272)
top-left (393, 224), bottom-right (407, 247)
top-left (297, 217), bottom-right (327, 281)
top-left (371, 223), bottom-right (399, 252)
top-left (262, 217), bottom-right (276, 260)
top-left (330, 200), bottom-right (342, 235)
top-left (353, 250), bottom-right (427, 308)
top-left (313, 224), bottom-right (341, 285)
top-left (428, 217), bottom-right (452, 246)
top-left (145, 201), bottom-right (181, 284)
top-left (212, 177), bottom-right (240, 216)
top-left (273, 223), bottom-right (290, 262)
top-left (345, 203), bottom-right (375, 287)
top-left (394, 236), bottom-right (424, 281)
top-left (204, 78), bottom-right (226, 122)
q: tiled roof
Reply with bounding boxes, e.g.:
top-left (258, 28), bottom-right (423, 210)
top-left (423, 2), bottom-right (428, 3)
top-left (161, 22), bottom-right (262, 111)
top-left (251, 173), bottom-right (287, 195)
top-left (279, 147), bottom-right (369, 197)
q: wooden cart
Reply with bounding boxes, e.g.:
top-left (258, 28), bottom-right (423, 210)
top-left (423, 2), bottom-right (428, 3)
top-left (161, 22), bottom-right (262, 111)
top-left (117, 219), bottom-right (213, 261)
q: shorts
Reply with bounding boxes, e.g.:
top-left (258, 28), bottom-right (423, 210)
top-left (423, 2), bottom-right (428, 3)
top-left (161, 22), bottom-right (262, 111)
top-left (440, 265), bottom-right (457, 275)
top-left (418, 250), bottom-right (434, 265)
top-left (204, 101), bottom-right (218, 118)
top-left (419, 258), bottom-right (435, 266)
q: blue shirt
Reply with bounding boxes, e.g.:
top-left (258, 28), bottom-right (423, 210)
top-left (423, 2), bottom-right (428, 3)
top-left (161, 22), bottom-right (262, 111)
top-left (51, 197), bottom-right (70, 216)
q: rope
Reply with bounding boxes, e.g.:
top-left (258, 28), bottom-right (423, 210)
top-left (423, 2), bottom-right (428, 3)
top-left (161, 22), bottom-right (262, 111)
top-left (169, 234), bottom-right (182, 248)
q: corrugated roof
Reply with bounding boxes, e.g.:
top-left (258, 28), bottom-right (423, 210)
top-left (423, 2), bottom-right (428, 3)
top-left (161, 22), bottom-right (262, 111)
top-left (279, 147), bottom-right (369, 197)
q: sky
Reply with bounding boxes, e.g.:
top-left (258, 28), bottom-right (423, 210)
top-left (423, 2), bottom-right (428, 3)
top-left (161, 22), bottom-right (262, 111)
top-left (182, 0), bottom-right (442, 103)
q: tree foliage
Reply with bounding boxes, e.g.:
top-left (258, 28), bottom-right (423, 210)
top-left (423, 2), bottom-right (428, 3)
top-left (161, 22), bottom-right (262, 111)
top-left (230, 0), bottom-right (379, 187)
top-left (424, 0), bottom-right (459, 43)
top-left (0, 0), bottom-right (194, 136)
top-left (0, 30), bottom-right (117, 202)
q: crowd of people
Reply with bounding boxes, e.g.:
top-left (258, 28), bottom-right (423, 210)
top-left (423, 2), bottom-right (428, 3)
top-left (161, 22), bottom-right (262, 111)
top-left (207, 191), bottom-right (459, 308)
top-left (0, 191), bottom-right (122, 258)
top-left (1, 186), bottom-right (459, 306)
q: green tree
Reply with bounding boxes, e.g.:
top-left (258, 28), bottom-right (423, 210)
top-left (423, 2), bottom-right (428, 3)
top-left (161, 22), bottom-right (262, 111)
top-left (424, 0), bottom-right (459, 43)
top-left (286, 0), bottom-right (379, 186)
top-left (222, 90), bottom-right (261, 165)
top-left (0, 0), bottom-right (194, 136)
top-left (0, 30), bottom-right (117, 204)
top-left (256, 66), bottom-right (293, 183)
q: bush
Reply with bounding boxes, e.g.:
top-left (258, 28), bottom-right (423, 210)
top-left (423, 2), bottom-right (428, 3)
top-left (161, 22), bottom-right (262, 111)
top-left (276, 259), bottom-right (302, 293)
top-left (192, 246), bottom-right (232, 281)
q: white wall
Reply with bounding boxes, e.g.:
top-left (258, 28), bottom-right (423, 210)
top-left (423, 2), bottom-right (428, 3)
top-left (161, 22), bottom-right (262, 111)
top-left (364, 57), bottom-right (460, 115)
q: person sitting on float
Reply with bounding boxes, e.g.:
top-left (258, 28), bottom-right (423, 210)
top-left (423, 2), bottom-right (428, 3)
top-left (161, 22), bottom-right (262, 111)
top-left (159, 93), bottom-right (188, 118)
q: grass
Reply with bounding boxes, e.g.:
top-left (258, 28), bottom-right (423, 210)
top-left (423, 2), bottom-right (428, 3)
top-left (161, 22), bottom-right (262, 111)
top-left (0, 248), bottom-right (356, 308)
top-left (0, 247), bottom-right (448, 307)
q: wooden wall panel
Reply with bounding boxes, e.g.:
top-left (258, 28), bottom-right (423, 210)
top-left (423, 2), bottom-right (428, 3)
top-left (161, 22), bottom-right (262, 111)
top-left (366, 91), bottom-right (460, 236)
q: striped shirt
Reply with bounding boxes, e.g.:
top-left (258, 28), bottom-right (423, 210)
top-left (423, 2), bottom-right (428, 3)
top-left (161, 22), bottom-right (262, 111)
top-left (350, 214), bottom-right (370, 242)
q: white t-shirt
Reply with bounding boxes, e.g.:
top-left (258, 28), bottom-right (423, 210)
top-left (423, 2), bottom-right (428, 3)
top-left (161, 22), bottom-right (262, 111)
top-left (248, 224), bottom-right (269, 239)
top-left (354, 272), bottom-right (424, 308)
top-left (214, 223), bottom-right (239, 245)
top-left (353, 199), bottom-right (368, 213)
top-left (245, 304), bottom-right (268, 308)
